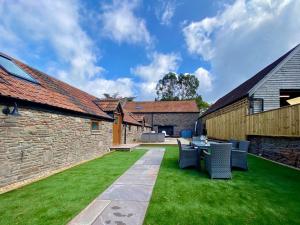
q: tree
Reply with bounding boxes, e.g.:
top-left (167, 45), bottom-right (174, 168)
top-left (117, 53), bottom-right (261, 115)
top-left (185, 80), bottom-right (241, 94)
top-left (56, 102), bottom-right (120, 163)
top-left (155, 72), bottom-right (179, 101)
top-left (155, 72), bottom-right (210, 109)
top-left (102, 93), bottom-right (136, 102)
top-left (195, 95), bottom-right (210, 109)
top-left (178, 73), bottom-right (199, 100)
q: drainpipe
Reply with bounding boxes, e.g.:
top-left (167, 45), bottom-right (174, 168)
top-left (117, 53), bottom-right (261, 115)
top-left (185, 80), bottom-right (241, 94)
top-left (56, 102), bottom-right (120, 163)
top-left (124, 123), bottom-right (127, 144)
top-left (151, 113), bottom-right (154, 131)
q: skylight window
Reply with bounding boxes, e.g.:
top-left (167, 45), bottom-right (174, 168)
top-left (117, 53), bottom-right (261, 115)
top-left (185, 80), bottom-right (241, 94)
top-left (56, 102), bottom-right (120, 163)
top-left (0, 55), bottom-right (38, 83)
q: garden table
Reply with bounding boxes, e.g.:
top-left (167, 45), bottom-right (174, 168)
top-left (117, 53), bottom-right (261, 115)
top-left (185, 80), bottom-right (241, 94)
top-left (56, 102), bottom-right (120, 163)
top-left (191, 141), bottom-right (219, 149)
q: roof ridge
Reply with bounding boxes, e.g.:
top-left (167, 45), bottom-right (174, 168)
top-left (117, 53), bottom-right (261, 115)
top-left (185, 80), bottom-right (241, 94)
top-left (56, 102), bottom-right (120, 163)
top-left (95, 98), bottom-right (120, 102)
top-left (123, 109), bottom-right (143, 126)
top-left (131, 99), bottom-right (197, 103)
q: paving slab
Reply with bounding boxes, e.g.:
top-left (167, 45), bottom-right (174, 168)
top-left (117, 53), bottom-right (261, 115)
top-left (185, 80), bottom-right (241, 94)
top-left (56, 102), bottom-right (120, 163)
top-left (114, 174), bottom-right (156, 186)
top-left (68, 148), bottom-right (165, 225)
top-left (98, 184), bottom-right (153, 202)
top-left (125, 168), bottom-right (159, 175)
top-left (92, 201), bottom-right (148, 225)
top-left (129, 164), bottom-right (160, 170)
top-left (141, 159), bottom-right (163, 165)
top-left (68, 200), bottom-right (110, 225)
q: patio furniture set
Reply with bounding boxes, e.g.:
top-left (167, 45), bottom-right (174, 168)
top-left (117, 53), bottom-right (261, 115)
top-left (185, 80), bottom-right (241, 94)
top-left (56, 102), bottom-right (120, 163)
top-left (177, 137), bottom-right (250, 179)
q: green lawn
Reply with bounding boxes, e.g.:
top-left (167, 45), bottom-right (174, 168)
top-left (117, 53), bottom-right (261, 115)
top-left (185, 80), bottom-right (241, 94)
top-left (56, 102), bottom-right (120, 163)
top-left (0, 150), bottom-right (146, 225)
top-left (144, 146), bottom-right (300, 225)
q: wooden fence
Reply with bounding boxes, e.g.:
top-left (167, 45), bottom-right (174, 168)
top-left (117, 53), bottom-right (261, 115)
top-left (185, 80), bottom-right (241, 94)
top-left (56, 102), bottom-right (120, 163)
top-left (206, 103), bottom-right (300, 140)
top-left (206, 103), bottom-right (248, 140)
top-left (247, 103), bottom-right (300, 137)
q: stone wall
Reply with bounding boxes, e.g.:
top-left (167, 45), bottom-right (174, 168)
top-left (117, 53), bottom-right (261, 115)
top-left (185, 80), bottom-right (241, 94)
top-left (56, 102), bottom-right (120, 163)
top-left (121, 124), bottom-right (149, 144)
top-left (0, 105), bottom-right (113, 188)
top-left (248, 135), bottom-right (300, 168)
top-left (133, 113), bottom-right (198, 136)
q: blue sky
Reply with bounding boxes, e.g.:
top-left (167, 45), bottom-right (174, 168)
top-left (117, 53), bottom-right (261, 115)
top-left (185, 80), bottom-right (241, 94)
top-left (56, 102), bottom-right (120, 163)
top-left (0, 0), bottom-right (299, 102)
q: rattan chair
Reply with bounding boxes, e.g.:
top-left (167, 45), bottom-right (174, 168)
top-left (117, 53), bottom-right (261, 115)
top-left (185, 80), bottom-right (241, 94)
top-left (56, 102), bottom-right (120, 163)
top-left (231, 140), bottom-right (250, 170)
top-left (203, 143), bottom-right (232, 179)
top-left (229, 139), bottom-right (239, 149)
top-left (177, 139), bottom-right (198, 169)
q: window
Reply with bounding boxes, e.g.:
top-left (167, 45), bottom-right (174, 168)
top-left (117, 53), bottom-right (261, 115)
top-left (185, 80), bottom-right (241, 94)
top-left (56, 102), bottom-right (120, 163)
top-left (0, 55), bottom-right (38, 83)
top-left (128, 125), bottom-right (131, 131)
top-left (91, 121), bottom-right (99, 130)
top-left (280, 89), bottom-right (300, 107)
top-left (137, 126), bottom-right (139, 131)
top-left (249, 98), bottom-right (263, 114)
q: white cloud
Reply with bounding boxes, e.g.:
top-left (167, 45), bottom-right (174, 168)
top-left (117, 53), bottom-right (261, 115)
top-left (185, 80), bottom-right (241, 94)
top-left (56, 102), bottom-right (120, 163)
top-left (0, 0), bottom-right (135, 99)
top-left (132, 52), bottom-right (181, 81)
top-left (156, 1), bottom-right (176, 26)
top-left (100, 0), bottom-right (152, 46)
top-left (0, 1), bottom-right (103, 83)
top-left (84, 77), bottom-right (135, 98)
top-left (183, 0), bottom-right (300, 102)
top-left (182, 17), bottom-right (219, 60)
top-left (194, 67), bottom-right (213, 93)
top-left (132, 52), bottom-right (181, 99)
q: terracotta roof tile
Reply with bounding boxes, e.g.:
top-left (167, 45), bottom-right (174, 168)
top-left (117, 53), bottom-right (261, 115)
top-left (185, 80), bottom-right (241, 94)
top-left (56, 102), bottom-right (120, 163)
top-left (0, 53), bottom-right (112, 120)
top-left (123, 110), bottom-right (142, 126)
top-left (95, 99), bottom-right (120, 112)
top-left (124, 100), bottom-right (199, 113)
top-left (131, 114), bottom-right (144, 122)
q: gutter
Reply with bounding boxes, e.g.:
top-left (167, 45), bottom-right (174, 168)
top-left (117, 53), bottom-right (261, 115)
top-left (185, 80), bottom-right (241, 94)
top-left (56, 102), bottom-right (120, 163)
top-left (0, 96), bottom-right (114, 122)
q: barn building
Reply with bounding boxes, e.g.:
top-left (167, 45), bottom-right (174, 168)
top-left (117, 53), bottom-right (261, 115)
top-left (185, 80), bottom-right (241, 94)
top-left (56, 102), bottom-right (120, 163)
top-left (200, 44), bottom-right (300, 167)
top-left (0, 52), bottom-right (145, 188)
top-left (124, 100), bottom-right (200, 137)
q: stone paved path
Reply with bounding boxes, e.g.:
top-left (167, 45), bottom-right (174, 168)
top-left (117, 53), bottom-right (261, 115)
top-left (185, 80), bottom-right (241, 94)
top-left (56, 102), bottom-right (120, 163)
top-left (68, 148), bottom-right (165, 225)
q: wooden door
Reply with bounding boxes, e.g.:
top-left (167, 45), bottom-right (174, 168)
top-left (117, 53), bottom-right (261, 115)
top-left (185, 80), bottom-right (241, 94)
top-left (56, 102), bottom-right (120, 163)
top-left (113, 113), bottom-right (122, 145)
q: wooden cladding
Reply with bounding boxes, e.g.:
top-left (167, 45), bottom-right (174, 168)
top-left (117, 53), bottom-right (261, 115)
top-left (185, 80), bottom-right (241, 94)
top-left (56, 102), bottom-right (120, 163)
top-left (204, 99), bottom-right (300, 140)
top-left (247, 103), bottom-right (300, 137)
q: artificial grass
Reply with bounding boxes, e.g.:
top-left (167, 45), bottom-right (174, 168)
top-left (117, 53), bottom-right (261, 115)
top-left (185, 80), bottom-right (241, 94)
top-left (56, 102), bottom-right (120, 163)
top-left (144, 146), bottom-right (300, 225)
top-left (0, 150), bottom-right (146, 225)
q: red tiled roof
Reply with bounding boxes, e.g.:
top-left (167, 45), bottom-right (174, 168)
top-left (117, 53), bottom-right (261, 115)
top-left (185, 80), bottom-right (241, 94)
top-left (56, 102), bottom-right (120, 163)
top-left (202, 44), bottom-right (299, 117)
top-left (95, 99), bottom-right (120, 112)
top-left (123, 110), bottom-right (142, 126)
top-left (131, 114), bottom-right (144, 122)
top-left (0, 52), bottom-right (112, 120)
top-left (124, 100), bottom-right (199, 113)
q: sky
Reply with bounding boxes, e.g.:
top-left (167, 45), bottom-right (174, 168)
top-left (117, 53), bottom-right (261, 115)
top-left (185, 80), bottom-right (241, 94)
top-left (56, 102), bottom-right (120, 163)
top-left (0, 0), bottom-right (299, 103)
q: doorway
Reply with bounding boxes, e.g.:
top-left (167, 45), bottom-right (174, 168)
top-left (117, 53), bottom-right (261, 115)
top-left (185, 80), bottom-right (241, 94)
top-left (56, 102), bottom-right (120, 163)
top-left (158, 125), bottom-right (174, 136)
top-left (113, 113), bottom-right (122, 145)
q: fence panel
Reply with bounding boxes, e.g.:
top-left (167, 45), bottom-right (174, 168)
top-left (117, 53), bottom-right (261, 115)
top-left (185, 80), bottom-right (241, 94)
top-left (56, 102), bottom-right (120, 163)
top-left (206, 104), bottom-right (248, 140)
top-left (246, 103), bottom-right (300, 137)
top-left (206, 103), bottom-right (300, 140)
